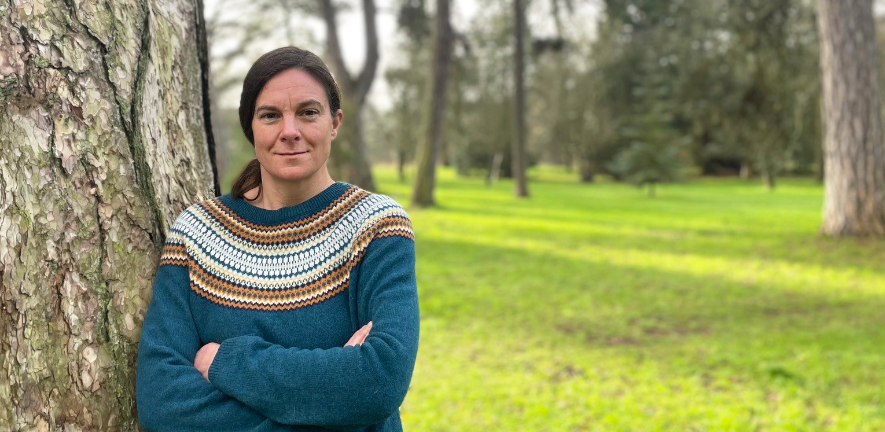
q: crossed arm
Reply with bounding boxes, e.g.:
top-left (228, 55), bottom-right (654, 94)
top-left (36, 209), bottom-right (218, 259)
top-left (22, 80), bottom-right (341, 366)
top-left (193, 322), bottom-right (373, 381)
top-left (136, 235), bottom-right (419, 432)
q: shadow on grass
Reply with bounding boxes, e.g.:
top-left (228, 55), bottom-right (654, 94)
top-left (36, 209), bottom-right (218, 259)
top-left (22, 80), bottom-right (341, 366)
top-left (423, 202), bottom-right (885, 277)
top-left (417, 236), bottom-right (885, 387)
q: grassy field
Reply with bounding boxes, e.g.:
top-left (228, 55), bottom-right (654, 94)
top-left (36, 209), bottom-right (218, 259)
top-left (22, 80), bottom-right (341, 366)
top-left (358, 166), bottom-right (885, 432)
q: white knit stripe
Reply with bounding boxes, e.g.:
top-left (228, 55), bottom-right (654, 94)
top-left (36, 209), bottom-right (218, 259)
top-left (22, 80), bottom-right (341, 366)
top-left (182, 210), bottom-right (407, 286)
top-left (167, 194), bottom-right (413, 300)
top-left (189, 222), bottom-right (412, 307)
top-left (178, 208), bottom-right (409, 280)
top-left (190, 225), bottom-right (411, 306)
top-left (188, 244), bottom-right (350, 289)
top-left (181, 199), bottom-right (407, 256)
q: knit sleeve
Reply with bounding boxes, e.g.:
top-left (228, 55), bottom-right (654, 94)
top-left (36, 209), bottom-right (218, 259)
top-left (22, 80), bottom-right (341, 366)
top-left (135, 215), bottom-right (324, 432)
top-left (207, 224), bottom-right (420, 430)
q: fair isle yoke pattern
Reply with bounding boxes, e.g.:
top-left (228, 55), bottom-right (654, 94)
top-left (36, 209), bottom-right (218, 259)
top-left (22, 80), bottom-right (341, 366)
top-left (159, 186), bottom-right (414, 311)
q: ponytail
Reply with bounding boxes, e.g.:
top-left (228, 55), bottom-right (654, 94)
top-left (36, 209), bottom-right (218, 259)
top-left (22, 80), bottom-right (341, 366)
top-left (231, 158), bottom-right (262, 200)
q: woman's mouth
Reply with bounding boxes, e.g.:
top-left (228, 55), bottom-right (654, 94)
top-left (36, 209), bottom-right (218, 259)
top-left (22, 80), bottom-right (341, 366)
top-left (277, 151), bottom-right (308, 158)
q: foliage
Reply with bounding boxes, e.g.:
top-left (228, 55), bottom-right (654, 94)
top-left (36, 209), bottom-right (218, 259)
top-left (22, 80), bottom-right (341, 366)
top-left (372, 165), bottom-right (885, 431)
top-left (584, 0), bottom-right (820, 187)
top-left (608, 107), bottom-right (687, 197)
top-left (382, 0), bottom-right (435, 181)
top-left (608, 139), bottom-right (683, 197)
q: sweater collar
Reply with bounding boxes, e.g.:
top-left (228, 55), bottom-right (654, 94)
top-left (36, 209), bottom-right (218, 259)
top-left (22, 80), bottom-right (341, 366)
top-left (219, 181), bottom-right (352, 226)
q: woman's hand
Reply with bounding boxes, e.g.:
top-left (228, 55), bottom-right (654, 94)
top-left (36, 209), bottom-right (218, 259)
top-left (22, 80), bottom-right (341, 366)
top-left (343, 321), bottom-right (372, 347)
top-left (194, 342), bottom-right (220, 381)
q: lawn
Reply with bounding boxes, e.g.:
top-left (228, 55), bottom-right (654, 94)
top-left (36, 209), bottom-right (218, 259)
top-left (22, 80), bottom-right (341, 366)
top-left (367, 166), bottom-right (885, 432)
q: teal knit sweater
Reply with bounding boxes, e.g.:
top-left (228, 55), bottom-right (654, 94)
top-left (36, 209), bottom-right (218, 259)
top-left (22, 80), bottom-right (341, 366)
top-left (135, 182), bottom-right (420, 432)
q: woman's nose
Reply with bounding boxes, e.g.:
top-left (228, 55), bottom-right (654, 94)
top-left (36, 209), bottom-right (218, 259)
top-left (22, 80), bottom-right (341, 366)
top-left (280, 115), bottom-right (301, 141)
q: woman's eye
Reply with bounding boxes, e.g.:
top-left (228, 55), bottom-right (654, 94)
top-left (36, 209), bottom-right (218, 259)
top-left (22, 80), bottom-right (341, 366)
top-left (259, 112), bottom-right (280, 120)
top-left (303, 110), bottom-right (319, 118)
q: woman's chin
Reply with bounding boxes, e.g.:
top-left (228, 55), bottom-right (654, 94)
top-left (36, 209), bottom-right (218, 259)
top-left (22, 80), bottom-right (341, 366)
top-left (266, 167), bottom-right (323, 184)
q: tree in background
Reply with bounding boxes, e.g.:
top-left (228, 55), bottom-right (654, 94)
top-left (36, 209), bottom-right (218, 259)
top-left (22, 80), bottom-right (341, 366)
top-left (527, 0), bottom-right (569, 169)
top-left (450, 0), bottom-right (521, 180)
top-left (715, 0), bottom-right (820, 188)
top-left (412, 0), bottom-right (453, 206)
top-left (386, 0), bottom-right (433, 182)
top-left (817, 0), bottom-right (885, 236)
top-left (511, 0), bottom-right (530, 197)
top-left (580, 0), bottom-right (679, 183)
top-left (580, 0), bottom-right (821, 188)
top-left (607, 54), bottom-right (686, 197)
top-left (0, 0), bottom-right (216, 428)
top-left (320, 0), bottom-right (380, 191)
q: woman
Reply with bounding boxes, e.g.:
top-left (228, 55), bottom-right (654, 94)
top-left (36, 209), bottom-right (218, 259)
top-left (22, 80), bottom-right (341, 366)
top-left (136, 46), bottom-right (420, 432)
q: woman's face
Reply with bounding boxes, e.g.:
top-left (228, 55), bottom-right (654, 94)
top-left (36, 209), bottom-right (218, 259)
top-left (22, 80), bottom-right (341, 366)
top-left (251, 68), bottom-right (342, 188)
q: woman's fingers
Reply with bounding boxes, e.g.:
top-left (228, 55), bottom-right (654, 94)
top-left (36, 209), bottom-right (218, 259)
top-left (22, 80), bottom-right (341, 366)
top-left (344, 324), bottom-right (367, 347)
top-left (344, 329), bottom-right (360, 347)
top-left (356, 321), bottom-right (372, 345)
top-left (343, 321), bottom-right (373, 347)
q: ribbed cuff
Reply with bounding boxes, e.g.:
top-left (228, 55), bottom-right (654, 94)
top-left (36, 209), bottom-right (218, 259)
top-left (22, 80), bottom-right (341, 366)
top-left (207, 337), bottom-right (237, 385)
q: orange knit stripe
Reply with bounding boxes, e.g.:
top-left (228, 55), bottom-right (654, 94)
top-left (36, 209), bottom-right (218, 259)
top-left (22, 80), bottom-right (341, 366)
top-left (189, 279), bottom-right (350, 311)
top-left (198, 192), bottom-right (368, 245)
top-left (203, 186), bottom-right (367, 232)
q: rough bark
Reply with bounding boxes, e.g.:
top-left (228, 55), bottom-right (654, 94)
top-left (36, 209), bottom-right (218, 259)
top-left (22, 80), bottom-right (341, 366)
top-left (817, 0), bottom-right (885, 236)
top-left (319, 0), bottom-right (377, 191)
top-left (411, 0), bottom-right (451, 207)
top-left (0, 0), bottom-right (216, 429)
top-left (511, 0), bottom-right (529, 198)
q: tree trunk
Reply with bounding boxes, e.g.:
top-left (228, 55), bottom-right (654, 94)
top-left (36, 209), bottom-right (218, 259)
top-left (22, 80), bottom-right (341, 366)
top-left (762, 169), bottom-right (776, 190)
top-left (346, 104), bottom-right (376, 190)
top-left (511, 0), bottom-right (529, 198)
top-left (577, 154), bottom-right (594, 183)
top-left (739, 161), bottom-right (751, 180)
top-left (411, 0), bottom-right (451, 207)
top-left (398, 149), bottom-right (407, 183)
top-left (817, 0), bottom-right (885, 236)
top-left (319, 0), bottom-right (378, 191)
top-left (488, 152), bottom-right (504, 186)
top-left (0, 0), bottom-right (216, 429)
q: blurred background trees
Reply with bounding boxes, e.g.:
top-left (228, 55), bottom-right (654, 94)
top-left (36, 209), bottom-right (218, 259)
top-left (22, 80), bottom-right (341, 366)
top-left (204, 0), bottom-right (885, 235)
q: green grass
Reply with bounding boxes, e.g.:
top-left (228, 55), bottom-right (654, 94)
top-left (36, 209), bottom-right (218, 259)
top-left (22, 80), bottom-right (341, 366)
top-left (369, 165), bottom-right (885, 432)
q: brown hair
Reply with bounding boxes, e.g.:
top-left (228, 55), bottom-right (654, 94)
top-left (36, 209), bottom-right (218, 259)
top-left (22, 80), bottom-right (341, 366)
top-left (230, 46), bottom-right (342, 200)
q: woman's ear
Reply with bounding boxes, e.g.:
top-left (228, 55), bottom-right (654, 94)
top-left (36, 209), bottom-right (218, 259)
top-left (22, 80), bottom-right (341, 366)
top-left (331, 109), bottom-right (343, 139)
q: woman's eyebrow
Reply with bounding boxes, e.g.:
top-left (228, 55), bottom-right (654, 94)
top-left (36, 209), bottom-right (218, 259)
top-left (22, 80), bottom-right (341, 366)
top-left (255, 105), bottom-right (279, 113)
top-left (296, 99), bottom-right (324, 111)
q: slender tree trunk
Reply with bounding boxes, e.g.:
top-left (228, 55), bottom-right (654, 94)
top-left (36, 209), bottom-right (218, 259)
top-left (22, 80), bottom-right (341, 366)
top-left (763, 169), bottom-right (776, 190)
top-left (740, 161), bottom-right (751, 180)
top-left (488, 152), bottom-right (504, 185)
top-left (0, 0), bottom-right (216, 429)
top-left (398, 149), bottom-right (407, 183)
top-left (412, 0), bottom-right (451, 207)
top-left (577, 155), bottom-right (594, 183)
top-left (512, 0), bottom-right (529, 197)
top-left (817, 0), bottom-right (885, 236)
top-left (348, 106), bottom-right (376, 190)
